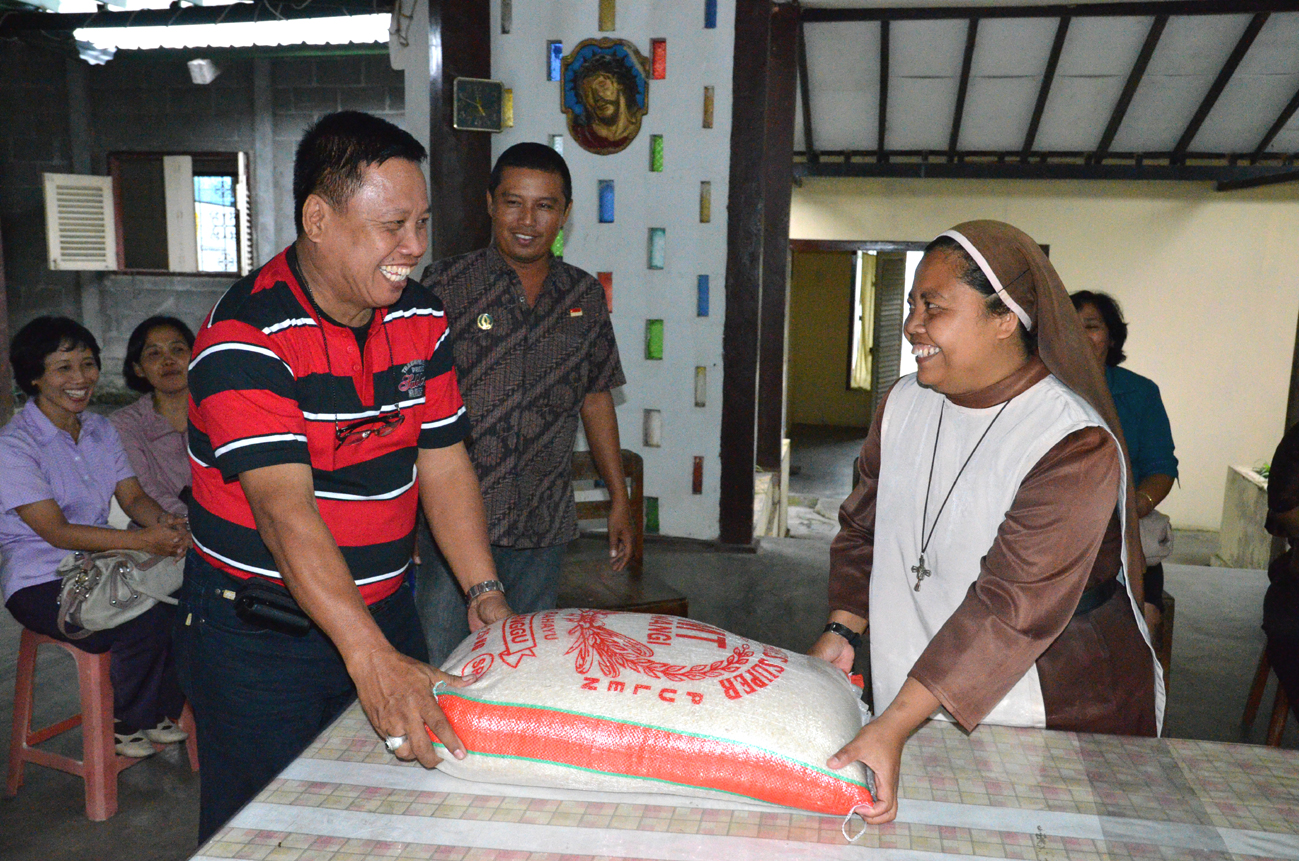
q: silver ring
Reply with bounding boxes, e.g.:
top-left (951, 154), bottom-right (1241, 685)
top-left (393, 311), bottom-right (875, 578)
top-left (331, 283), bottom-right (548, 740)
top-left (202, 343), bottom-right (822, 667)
top-left (383, 735), bottom-right (407, 752)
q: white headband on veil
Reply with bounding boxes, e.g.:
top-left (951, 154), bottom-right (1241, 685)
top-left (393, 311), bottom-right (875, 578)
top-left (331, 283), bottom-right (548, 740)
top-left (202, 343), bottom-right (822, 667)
top-left (937, 229), bottom-right (1034, 331)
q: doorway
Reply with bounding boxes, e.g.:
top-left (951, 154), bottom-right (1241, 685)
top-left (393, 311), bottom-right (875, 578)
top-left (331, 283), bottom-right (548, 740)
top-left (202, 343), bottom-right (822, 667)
top-left (784, 239), bottom-right (927, 535)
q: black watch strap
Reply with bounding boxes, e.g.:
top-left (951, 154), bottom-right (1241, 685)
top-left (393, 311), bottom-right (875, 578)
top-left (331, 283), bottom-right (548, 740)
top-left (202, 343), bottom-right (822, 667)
top-left (824, 621), bottom-right (862, 649)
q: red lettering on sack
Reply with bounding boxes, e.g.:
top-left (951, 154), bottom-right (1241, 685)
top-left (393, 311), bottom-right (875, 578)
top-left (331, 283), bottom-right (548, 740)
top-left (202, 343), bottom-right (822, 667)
top-left (541, 613), bottom-right (558, 641)
top-left (674, 618), bottom-right (729, 648)
top-left (718, 658), bottom-right (788, 701)
top-left (736, 674), bottom-right (756, 694)
top-left (720, 678), bottom-right (741, 700)
top-left (659, 688), bottom-right (677, 702)
top-left (500, 615), bottom-right (538, 667)
top-left (687, 691), bottom-right (704, 704)
top-left (608, 681), bottom-right (625, 692)
top-left (647, 615), bottom-right (674, 645)
top-left (463, 655), bottom-right (493, 678)
top-left (582, 677), bottom-right (599, 691)
top-left (471, 628), bottom-right (491, 651)
top-left (633, 684), bottom-right (652, 695)
top-left (762, 645), bottom-right (789, 663)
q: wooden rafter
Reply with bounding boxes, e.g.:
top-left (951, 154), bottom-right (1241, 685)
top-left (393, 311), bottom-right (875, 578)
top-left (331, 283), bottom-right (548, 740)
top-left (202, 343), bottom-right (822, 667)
top-left (801, 1), bottom-right (1299, 23)
top-left (796, 12), bottom-right (817, 163)
top-left (1252, 83), bottom-right (1299, 163)
top-left (1021, 16), bottom-right (1069, 160)
top-left (1172, 13), bottom-right (1269, 161)
top-left (1093, 14), bottom-right (1167, 163)
top-left (878, 19), bottom-right (890, 162)
top-left (948, 17), bottom-right (978, 160)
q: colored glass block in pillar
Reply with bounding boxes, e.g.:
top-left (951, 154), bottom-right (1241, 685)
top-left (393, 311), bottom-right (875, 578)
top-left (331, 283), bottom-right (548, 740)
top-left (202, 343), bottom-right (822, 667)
top-left (547, 41), bottom-right (563, 81)
top-left (551, 228), bottom-right (564, 259)
top-left (650, 39), bottom-right (667, 79)
top-left (645, 497), bottom-right (660, 534)
top-left (599, 0), bottom-right (615, 31)
top-left (692, 456), bottom-right (703, 494)
top-left (643, 409), bottom-right (662, 447)
top-left (503, 89), bottom-right (514, 127)
top-left (704, 0), bottom-right (717, 29)
top-left (703, 86), bottom-right (715, 128)
top-left (501, 0), bottom-right (512, 34)
top-left (549, 134), bottom-right (564, 154)
top-left (648, 228), bottom-right (665, 269)
top-left (597, 179), bottom-right (615, 223)
top-left (699, 181), bottom-right (711, 223)
top-left (649, 134), bottom-right (664, 172)
top-left (597, 271), bottom-right (613, 311)
top-left (694, 366), bottom-right (706, 407)
top-left (645, 319), bottom-right (664, 360)
top-left (697, 274), bottom-right (709, 316)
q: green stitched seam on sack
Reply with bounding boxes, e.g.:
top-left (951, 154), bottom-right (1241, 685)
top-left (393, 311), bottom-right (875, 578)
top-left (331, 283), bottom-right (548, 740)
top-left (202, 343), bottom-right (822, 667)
top-left (434, 689), bottom-right (868, 790)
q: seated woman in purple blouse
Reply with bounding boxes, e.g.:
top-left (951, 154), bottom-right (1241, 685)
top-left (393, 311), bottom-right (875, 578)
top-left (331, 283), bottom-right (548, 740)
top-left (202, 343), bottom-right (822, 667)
top-left (0, 317), bottom-right (191, 757)
top-left (110, 316), bottom-right (195, 517)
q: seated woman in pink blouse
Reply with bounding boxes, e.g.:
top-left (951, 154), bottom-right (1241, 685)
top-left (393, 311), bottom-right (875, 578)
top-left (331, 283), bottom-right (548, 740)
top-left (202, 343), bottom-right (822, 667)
top-left (2, 317), bottom-right (191, 757)
top-left (110, 316), bottom-right (195, 517)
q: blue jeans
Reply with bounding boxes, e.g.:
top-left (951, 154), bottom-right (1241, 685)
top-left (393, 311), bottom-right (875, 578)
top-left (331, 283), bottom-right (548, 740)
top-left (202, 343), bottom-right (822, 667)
top-left (174, 552), bottom-right (427, 843)
top-left (412, 526), bottom-right (563, 668)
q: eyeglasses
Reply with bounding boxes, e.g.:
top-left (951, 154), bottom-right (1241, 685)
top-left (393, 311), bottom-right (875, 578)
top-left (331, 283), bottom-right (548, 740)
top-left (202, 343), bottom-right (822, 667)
top-left (335, 410), bottom-right (405, 448)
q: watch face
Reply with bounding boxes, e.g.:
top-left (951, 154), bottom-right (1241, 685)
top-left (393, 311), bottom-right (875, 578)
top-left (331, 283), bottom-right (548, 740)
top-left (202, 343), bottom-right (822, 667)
top-left (454, 77), bottom-right (504, 133)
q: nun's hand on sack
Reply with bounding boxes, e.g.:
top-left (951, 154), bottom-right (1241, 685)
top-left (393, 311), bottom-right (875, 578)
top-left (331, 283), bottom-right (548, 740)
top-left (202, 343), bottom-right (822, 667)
top-left (353, 645), bottom-right (475, 769)
top-left (809, 631), bottom-right (856, 674)
top-left (827, 677), bottom-right (939, 827)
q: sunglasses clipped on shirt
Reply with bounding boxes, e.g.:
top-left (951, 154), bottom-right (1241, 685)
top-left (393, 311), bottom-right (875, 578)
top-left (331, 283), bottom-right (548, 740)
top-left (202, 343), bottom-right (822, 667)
top-left (334, 409), bottom-right (405, 448)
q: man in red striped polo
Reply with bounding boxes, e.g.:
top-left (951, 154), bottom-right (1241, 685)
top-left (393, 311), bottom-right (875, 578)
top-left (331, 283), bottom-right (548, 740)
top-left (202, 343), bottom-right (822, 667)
top-left (176, 111), bottom-right (512, 843)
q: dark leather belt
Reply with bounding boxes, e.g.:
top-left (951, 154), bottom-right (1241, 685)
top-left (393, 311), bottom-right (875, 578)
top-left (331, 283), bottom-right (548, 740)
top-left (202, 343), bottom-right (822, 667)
top-left (1073, 578), bottom-right (1119, 617)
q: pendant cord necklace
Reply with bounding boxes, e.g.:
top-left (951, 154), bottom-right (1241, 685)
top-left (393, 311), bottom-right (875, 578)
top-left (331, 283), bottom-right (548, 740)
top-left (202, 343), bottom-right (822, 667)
top-left (912, 397), bottom-right (1013, 591)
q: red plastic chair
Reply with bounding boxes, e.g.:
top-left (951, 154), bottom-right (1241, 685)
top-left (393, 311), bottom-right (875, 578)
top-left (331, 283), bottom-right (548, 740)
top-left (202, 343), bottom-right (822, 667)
top-left (6, 628), bottom-right (198, 820)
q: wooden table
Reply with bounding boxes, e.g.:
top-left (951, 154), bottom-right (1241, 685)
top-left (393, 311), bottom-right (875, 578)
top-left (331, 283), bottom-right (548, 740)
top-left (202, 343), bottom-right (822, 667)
top-left (192, 702), bottom-right (1299, 860)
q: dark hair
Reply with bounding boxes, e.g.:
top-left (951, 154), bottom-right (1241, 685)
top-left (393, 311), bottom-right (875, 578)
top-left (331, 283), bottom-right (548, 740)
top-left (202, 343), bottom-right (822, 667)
top-left (923, 235), bottom-right (1037, 355)
top-left (1069, 290), bottom-right (1128, 366)
top-left (122, 315), bottom-right (196, 393)
top-left (10, 316), bottom-right (101, 396)
top-left (293, 110), bottom-right (427, 235)
top-left (488, 142), bottom-right (573, 204)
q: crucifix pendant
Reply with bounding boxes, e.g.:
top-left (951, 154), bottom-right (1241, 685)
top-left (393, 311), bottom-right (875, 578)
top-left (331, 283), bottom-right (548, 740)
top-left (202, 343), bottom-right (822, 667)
top-left (912, 554), bottom-right (931, 591)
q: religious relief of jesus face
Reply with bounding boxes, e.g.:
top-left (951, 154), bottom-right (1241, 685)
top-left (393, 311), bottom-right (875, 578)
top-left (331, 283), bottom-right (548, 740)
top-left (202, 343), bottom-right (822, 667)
top-left (578, 71), bottom-right (635, 143)
top-left (562, 39), bottom-right (650, 156)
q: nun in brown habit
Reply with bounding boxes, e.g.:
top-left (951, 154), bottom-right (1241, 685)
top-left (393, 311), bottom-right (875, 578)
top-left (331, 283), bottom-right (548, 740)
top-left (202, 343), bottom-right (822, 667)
top-left (811, 220), bottom-right (1161, 826)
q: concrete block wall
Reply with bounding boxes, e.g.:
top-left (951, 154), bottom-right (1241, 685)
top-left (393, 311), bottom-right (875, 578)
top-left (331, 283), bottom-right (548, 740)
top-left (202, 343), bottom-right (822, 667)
top-left (0, 43), bottom-right (403, 392)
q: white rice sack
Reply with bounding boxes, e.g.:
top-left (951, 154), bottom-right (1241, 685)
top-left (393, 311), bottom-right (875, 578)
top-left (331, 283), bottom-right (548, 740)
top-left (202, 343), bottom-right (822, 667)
top-left (431, 609), bottom-right (874, 815)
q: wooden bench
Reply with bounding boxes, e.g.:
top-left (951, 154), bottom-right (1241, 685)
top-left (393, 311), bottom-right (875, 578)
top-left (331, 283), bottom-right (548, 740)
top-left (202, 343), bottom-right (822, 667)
top-left (558, 450), bottom-right (689, 617)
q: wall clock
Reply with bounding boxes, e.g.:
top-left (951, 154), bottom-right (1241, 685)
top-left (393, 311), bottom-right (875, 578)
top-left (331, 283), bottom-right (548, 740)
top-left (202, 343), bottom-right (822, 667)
top-left (453, 77), bottom-right (505, 133)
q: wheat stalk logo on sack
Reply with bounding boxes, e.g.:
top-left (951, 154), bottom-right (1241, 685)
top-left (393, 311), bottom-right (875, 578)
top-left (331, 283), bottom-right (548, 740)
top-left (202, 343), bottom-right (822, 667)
top-left (564, 609), bottom-right (753, 681)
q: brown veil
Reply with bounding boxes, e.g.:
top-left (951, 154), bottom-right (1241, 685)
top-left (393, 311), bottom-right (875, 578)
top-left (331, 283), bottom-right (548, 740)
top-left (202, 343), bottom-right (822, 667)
top-left (943, 219), bottom-right (1147, 600)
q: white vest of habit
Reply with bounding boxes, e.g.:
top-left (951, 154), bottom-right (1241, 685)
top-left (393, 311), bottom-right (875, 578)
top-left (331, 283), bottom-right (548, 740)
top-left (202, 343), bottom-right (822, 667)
top-left (871, 374), bottom-right (1164, 730)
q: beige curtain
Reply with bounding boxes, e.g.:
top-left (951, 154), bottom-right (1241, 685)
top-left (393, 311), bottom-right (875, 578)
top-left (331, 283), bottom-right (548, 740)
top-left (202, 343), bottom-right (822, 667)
top-left (850, 251), bottom-right (875, 390)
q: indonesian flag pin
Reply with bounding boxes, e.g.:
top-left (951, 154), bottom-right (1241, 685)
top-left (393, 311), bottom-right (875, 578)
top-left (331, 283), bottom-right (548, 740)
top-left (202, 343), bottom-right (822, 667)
top-left (477, 313), bottom-right (493, 330)
top-left (569, 307), bottom-right (583, 317)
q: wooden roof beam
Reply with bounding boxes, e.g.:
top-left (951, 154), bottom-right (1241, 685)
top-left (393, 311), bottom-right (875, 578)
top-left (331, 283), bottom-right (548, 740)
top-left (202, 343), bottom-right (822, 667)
top-left (1252, 83), bottom-right (1299, 163)
top-left (801, 2), bottom-right (1299, 24)
top-left (1172, 13), bottom-right (1269, 162)
top-left (797, 12), bottom-right (817, 163)
top-left (878, 19), bottom-right (890, 163)
top-left (1093, 14), bottom-right (1166, 164)
top-left (948, 17), bottom-right (978, 160)
top-left (1021, 16), bottom-right (1069, 160)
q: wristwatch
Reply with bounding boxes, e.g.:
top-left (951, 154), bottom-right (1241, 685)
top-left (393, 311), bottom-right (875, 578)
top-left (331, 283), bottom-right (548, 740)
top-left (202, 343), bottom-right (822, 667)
top-left (824, 621), bottom-right (863, 649)
top-left (465, 579), bottom-right (505, 604)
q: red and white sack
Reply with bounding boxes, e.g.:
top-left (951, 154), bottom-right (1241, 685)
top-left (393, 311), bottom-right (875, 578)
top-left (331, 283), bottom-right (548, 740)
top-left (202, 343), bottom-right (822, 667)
top-left (431, 609), bottom-right (874, 816)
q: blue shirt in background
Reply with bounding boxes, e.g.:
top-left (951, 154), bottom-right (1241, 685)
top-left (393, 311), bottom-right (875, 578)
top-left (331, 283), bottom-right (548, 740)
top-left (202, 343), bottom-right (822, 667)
top-left (1105, 364), bottom-right (1178, 486)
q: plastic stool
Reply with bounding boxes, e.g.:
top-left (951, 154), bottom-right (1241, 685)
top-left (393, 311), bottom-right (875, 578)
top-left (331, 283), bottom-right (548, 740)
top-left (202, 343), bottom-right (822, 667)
top-left (6, 628), bottom-right (198, 820)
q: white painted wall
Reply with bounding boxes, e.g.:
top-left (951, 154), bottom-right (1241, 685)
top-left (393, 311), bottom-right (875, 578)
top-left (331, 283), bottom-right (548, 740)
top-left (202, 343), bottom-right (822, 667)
top-left (493, 1), bottom-right (735, 539)
top-left (791, 176), bottom-right (1299, 531)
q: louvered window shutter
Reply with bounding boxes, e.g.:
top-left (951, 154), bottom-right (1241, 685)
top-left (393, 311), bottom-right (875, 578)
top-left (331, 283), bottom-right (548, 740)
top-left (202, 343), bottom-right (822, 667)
top-left (43, 173), bottom-right (118, 271)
